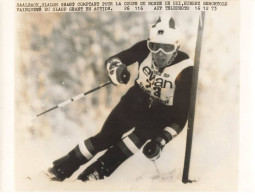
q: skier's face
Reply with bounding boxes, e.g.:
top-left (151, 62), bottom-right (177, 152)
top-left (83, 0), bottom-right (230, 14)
top-left (148, 42), bottom-right (176, 69)
top-left (152, 50), bottom-right (174, 69)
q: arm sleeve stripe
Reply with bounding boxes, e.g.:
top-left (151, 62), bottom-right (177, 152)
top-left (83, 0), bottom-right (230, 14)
top-left (155, 137), bottom-right (167, 146)
top-left (161, 131), bottom-right (173, 143)
top-left (164, 127), bottom-right (178, 138)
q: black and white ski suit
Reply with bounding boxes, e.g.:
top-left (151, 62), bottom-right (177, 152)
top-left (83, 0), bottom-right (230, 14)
top-left (77, 40), bottom-right (193, 176)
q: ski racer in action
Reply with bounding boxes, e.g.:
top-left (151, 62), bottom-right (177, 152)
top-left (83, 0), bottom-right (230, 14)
top-left (49, 15), bottom-right (194, 182)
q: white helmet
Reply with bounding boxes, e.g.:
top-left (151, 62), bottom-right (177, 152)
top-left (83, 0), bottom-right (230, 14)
top-left (148, 15), bottom-right (180, 53)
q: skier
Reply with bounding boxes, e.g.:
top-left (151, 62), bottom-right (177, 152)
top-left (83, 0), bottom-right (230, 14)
top-left (49, 15), bottom-right (194, 182)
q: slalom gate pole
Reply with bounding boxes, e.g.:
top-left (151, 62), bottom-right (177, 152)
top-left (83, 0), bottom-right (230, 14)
top-left (182, 11), bottom-right (206, 184)
top-left (35, 81), bottom-right (112, 118)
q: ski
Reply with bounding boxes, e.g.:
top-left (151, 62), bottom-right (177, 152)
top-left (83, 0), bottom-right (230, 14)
top-left (182, 11), bottom-right (206, 184)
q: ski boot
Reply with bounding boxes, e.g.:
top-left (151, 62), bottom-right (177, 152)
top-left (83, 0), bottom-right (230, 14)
top-left (77, 160), bottom-right (105, 181)
top-left (77, 143), bottom-right (131, 182)
top-left (48, 145), bottom-right (89, 181)
top-left (77, 133), bottom-right (144, 182)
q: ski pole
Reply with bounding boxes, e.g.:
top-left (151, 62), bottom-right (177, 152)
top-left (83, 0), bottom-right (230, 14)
top-left (153, 160), bottom-right (160, 176)
top-left (182, 11), bottom-right (206, 184)
top-left (35, 80), bottom-right (112, 118)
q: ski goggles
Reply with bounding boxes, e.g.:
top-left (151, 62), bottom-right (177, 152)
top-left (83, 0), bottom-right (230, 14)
top-left (147, 41), bottom-right (177, 54)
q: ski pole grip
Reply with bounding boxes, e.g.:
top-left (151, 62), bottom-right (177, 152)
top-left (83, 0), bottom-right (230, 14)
top-left (143, 141), bottom-right (161, 160)
top-left (120, 68), bottom-right (130, 84)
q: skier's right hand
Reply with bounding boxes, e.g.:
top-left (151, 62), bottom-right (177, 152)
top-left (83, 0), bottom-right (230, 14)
top-left (106, 58), bottom-right (130, 85)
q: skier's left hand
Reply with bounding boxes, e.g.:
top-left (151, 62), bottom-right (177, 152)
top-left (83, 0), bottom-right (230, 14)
top-left (143, 126), bottom-right (180, 160)
top-left (143, 140), bottom-right (162, 160)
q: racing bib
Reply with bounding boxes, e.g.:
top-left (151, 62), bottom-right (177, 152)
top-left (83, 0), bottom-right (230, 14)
top-left (136, 54), bottom-right (193, 106)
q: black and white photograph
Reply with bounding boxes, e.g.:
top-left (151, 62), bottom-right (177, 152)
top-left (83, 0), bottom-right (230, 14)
top-left (1, 0), bottom-right (255, 192)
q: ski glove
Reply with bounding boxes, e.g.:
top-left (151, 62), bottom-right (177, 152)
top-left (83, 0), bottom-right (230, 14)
top-left (143, 126), bottom-right (179, 160)
top-left (143, 140), bottom-right (162, 160)
top-left (106, 58), bottom-right (130, 85)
